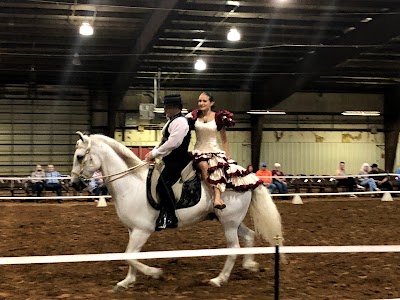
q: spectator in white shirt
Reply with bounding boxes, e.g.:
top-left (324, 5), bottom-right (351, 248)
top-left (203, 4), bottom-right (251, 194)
top-left (28, 164), bottom-right (45, 197)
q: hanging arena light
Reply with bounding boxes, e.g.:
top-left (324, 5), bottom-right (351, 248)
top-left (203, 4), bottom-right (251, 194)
top-left (194, 59), bottom-right (207, 71)
top-left (227, 28), bottom-right (241, 41)
top-left (79, 22), bottom-right (93, 36)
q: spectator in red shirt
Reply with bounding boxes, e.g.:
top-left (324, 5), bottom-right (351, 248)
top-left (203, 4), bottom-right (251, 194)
top-left (255, 162), bottom-right (276, 193)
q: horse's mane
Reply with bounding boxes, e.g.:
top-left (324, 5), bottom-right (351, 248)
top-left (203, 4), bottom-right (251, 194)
top-left (91, 134), bottom-right (143, 168)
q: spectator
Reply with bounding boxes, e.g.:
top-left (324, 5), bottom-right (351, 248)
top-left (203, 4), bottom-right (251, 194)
top-left (369, 163), bottom-right (393, 191)
top-left (335, 161), bottom-right (358, 197)
top-left (255, 162), bottom-right (276, 193)
top-left (272, 163), bottom-right (288, 197)
top-left (358, 163), bottom-right (380, 195)
top-left (394, 166), bottom-right (400, 191)
top-left (88, 170), bottom-right (108, 197)
top-left (246, 165), bottom-right (255, 174)
top-left (45, 164), bottom-right (63, 202)
top-left (28, 164), bottom-right (45, 198)
top-left (395, 166), bottom-right (400, 183)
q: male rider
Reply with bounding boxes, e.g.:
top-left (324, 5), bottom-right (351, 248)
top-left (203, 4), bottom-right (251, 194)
top-left (144, 95), bottom-right (191, 230)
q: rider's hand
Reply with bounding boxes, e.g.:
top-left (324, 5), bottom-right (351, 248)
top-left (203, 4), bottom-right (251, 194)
top-left (144, 152), bottom-right (155, 162)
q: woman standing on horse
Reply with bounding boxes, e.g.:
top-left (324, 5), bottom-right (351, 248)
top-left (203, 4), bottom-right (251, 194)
top-left (186, 92), bottom-right (263, 209)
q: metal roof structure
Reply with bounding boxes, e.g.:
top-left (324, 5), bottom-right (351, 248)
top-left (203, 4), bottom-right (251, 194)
top-left (1, 0), bottom-right (400, 103)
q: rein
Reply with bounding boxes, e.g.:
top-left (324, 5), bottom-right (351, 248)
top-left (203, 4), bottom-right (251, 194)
top-left (72, 161), bottom-right (149, 183)
top-left (100, 161), bottom-right (149, 182)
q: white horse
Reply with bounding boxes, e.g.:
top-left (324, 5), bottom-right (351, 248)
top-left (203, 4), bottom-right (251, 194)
top-left (70, 132), bottom-right (286, 291)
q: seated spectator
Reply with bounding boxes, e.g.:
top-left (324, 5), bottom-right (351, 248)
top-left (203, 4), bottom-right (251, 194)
top-left (88, 170), bottom-right (108, 197)
top-left (358, 163), bottom-right (380, 195)
top-left (28, 164), bottom-right (45, 197)
top-left (393, 166), bottom-right (400, 192)
top-left (255, 162), bottom-right (276, 194)
top-left (369, 163), bottom-right (393, 191)
top-left (272, 163), bottom-right (288, 197)
top-left (395, 166), bottom-right (400, 183)
top-left (45, 164), bottom-right (63, 202)
top-left (246, 165), bottom-right (254, 174)
top-left (335, 161), bottom-right (358, 197)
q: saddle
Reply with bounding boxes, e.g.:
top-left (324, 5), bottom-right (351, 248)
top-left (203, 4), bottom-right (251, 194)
top-left (146, 162), bottom-right (202, 210)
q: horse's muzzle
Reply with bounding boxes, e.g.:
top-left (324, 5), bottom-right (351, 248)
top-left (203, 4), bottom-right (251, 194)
top-left (70, 177), bottom-right (88, 192)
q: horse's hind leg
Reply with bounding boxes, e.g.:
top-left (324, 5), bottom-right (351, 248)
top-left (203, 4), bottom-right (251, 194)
top-left (209, 227), bottom-right (240, 287)
top-left (238, 223), bottom-right (259, 272)
top-left (114, 228), bottom-right (162, 292)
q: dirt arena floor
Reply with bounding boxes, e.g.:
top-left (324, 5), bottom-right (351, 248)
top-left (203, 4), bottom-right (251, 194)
top-left (0, 197), bottom-right (399, 300)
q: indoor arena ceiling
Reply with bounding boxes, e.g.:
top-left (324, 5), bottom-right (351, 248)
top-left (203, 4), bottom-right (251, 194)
top-left (1, 0), bottom-right (400, 101)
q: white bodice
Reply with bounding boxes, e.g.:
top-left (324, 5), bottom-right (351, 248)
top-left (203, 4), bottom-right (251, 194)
top-left (193, 119), bottom-right (222, 153)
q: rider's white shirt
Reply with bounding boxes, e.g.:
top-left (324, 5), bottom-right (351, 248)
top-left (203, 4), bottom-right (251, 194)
top-left (151, 116), bottom-right (189, 159)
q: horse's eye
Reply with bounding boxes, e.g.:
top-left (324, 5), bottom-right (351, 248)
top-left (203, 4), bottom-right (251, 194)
top-left (76, 155), bottom-right (84, 162)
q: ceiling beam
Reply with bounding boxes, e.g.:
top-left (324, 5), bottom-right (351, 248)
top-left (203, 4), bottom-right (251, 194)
top-left (110, 0), bottom-right (180, 102)
top-left (252, 11), bottom-right (400, 109)
top-left (188, 0), bottom-right (398, 12)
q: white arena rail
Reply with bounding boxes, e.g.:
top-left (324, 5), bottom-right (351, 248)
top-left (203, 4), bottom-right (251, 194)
top-left (270, 190), bottom-right (399, 197)
top-left (1, 245), bottom-right (400, 265)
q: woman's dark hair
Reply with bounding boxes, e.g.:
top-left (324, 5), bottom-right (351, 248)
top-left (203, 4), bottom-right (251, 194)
top-left (199, 92), bottom-right (216, 113)
top-left (202, 91), bottom-right (214, 102)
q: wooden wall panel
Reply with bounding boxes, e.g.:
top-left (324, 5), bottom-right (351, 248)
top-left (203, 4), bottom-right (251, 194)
top-left (0, 84), bottom-right (90, 176)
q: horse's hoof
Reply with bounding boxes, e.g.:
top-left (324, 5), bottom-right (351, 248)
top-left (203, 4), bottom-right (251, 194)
top-left (151, 268), bottom-right (163, 279)
top-left (243, 261), bottom-right (259, 272)
top-left (112, 284), bottom-right (128, 293)
top-left (209, 278), bottom-right (222, 287)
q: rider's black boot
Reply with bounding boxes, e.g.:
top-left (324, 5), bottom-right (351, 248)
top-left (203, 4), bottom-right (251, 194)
top-left (155, 209), bottom-right (178, 230)
top-left (155, 209), bottom-right (168, 231)
top-left (164, 211), bottom-right (178, 229)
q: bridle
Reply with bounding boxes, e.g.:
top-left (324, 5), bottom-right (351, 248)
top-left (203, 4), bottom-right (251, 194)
top-left (71, 141), bottom-right (149, 183)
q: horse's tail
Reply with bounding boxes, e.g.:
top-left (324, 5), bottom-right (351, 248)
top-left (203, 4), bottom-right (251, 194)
top-left (250, 185), bottom-right (287, 262)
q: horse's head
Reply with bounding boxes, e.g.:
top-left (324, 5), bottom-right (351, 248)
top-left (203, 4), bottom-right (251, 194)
top-left (70, 131), bottom-right (102, 191)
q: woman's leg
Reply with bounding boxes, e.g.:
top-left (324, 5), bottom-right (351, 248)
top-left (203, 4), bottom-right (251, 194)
top-left (198, 161), bottom-right (225, 209)
top-left (360, 179), bottom-right (372, 191)
top-left (281, 183), bottom-right (288, 194)
top-left (368, 178), bottom-right (378, 191)
top-left (274, 181), bottom-right (283, 193)
top-left (213, 186), bottom-right (225, 209)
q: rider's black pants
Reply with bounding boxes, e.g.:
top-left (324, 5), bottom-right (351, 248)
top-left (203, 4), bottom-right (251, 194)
top-left (156, 161), bottom-right (186, 215)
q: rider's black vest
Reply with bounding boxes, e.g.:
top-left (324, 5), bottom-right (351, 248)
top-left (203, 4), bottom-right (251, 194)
top-left (161, 112), bottom-right (191, 164)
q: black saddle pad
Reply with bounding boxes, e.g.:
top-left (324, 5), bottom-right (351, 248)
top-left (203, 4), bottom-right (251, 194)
top-left (175, 175), bottom-right (202, 209)
top-left (146, 168), bottom-right (202, 210)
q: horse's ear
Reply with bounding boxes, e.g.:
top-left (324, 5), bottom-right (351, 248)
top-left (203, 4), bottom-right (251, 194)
top-left (76, 131), bottom-right (85, 141)
top-left (76, 131), bottom-right (91, 150)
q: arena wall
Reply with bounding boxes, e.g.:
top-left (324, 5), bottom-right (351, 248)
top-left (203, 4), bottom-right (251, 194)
top-left (0, 85), bottom-right (399, 176)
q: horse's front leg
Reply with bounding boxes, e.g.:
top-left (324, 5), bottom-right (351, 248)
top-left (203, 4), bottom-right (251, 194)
top-left (209, 227), bottom-right (240, 287)
top-left (114, 228), bottom-right (162, 292)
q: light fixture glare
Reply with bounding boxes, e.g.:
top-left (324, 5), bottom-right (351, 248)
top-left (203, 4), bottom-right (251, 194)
top-left (79, 22), bottom-right (93, 36)
top-left (226, 1), bottom-right (240, 6)
top-left (247, 110), bottom-right (286, 115)
top-left (227, 28), bottom-right (241, 41)
top-left (341, 110), bottom-right (380, 116)
top-left (154, 108), bottom-right (188, 114)
top-left (360, 17), bottom-right (373, 23)
top-left (194, 59), bottom-right (207, 71)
